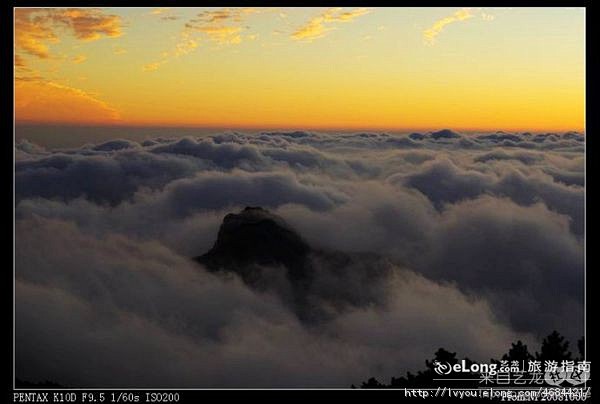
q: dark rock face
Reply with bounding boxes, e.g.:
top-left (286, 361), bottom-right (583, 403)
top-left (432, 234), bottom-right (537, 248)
top-left (196, 207), bottom-right (312, 284)
top-left (195, 206), bottom-right (391, 323)
top-left (195, 207), bottom-right (315, 319)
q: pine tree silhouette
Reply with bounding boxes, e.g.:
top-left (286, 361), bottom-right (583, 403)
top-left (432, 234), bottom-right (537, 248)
top-left (358, 330), bottom-right (583, 393)
top-left (361, 377), bottom-right (384, 388)
top-left (426, 348), bottom-right (459, 370)
top-left (502, 340), bottom-right (534, 362)
top-left (535, 330), bottom-right (572, 362)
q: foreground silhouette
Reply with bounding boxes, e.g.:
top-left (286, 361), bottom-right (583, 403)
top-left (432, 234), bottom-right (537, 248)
top-left (15, 378), bottom-right (64, 388)
top-left (356, 331), bottom-right (586, 391)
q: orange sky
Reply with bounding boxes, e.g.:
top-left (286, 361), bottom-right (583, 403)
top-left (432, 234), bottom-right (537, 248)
top-left (14, 7), bottom-right (585, 132)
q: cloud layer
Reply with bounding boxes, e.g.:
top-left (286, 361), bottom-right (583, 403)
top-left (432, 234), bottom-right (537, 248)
top-left (15, 129), bottom-right (584, 387)
top-left (15, 8), bottom-right (122, 59)
top-left (292, 7), bottom-right (372, 41)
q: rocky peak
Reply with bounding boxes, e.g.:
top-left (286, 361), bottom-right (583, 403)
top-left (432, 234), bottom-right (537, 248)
top-left (195, 207), bottom-right (312, 285)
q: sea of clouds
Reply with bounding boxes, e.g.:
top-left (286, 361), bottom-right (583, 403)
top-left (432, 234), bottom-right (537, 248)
top-left (15, 129), bottom-right (584, 387)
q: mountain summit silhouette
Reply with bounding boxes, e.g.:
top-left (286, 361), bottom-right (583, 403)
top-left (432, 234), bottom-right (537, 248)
top-left (195, 206), bottom-right (313, 286)
top-left (195, 206), bottom-right (391, 322)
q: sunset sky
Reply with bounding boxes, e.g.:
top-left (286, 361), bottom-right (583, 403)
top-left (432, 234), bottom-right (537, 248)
top-left (14, 7), bottom-right (585, 132)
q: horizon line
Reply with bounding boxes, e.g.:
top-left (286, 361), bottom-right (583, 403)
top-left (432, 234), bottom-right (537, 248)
top-left (14, 122), bottom-right (585, 135)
